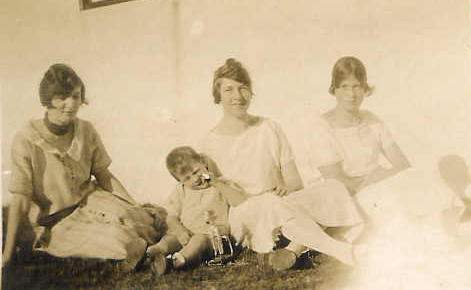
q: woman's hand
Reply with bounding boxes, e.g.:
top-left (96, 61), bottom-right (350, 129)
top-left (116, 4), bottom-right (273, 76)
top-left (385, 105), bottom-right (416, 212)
top-left (267, 160), bottom-right (304, 197)
top-left (360, 165), bottom-right (404, 190)
top-left (272, 185), bottom-right (290, 197)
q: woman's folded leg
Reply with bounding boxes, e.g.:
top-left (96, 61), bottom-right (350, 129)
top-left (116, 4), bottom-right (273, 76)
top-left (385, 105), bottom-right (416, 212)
top-left (285, 179), bottom-right (365, 242)
top-left (281, 215), bottom-right (355, 266)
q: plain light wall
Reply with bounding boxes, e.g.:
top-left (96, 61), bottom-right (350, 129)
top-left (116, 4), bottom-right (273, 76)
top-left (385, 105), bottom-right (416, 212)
top-left (1, 0), bottom-right (178, 204)
top-left (177, 0), bottom-right (471, 185)
top-left (2, 0), bottom-right (471, 205)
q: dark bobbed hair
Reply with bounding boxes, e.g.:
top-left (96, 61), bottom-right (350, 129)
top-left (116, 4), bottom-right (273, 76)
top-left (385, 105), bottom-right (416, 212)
top-left (328, 56), bottom-right (374, 96)
top-left (166, 146), bottom-right (202, 181)
top-left (39, 64), bottom-right (87, 107)
top-left (212, 58), bottom-right (252, 104)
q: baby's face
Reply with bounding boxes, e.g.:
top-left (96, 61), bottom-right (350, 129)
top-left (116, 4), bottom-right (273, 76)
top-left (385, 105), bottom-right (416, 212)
top-left (177, 161), bottom-right (211, 190)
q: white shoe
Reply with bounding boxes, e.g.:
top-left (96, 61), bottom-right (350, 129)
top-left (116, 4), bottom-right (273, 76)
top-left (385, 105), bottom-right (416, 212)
top-left (172, 252), bottom-right (186, 268)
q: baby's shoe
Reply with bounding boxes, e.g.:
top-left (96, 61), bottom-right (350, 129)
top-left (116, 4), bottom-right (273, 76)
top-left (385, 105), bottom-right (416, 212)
top-left (150, 251), bottom-right (168, 276)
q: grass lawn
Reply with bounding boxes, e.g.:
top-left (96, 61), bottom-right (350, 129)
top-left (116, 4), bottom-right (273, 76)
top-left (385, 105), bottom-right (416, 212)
top-left (2, 249), bottom-right (353, 290)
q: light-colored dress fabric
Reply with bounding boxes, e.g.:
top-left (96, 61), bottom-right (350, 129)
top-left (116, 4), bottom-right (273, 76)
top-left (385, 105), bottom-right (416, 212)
top-left (305, 111), bottom-right (464, 225)
top-left (164, 184), bottom-right (230, 235)
top-left (9, 118), bottom-right (158, 260)
top-left (305, 110), bottom-right (395, 178)
top-left (200, 117), bottom-right (362, 253)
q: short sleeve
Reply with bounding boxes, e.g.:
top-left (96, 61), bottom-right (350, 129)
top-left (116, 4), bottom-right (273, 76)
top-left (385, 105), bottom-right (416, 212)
top-left (269, 120), bottom-right (295, 167)
top-left (88, 124), bottom-right (112, 173)
top-left (164, 185), bottom-right (184, 218)
top-left (8, 133), bottom-right (34, 197)
top-left (378, 122), bottom-right (395, 150)
top-left (363, 111), bottom-right (395, 150)
top-left (304, 117), bottom-right (343, 169)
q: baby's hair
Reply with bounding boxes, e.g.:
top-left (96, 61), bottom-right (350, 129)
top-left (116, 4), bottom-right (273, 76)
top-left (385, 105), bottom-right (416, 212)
top-left (328, 56), bottom-right (374, 96)
top-left (166, 146), bottom-right (202, 181)
top-left (212, 58), bottom-right (253, 104)
top-left (39, 64), bottom-right (88, 107)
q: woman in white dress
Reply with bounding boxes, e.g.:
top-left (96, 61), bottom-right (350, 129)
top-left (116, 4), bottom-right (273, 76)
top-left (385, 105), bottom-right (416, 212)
top-left (200, 58), bottom-right (365, 270)
top-left (304, 56), bottom-right (465, 228)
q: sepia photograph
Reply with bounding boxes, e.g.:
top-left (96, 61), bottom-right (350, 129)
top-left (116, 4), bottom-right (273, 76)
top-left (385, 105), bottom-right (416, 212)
top-left (2, 0), bottom-right (471, 289)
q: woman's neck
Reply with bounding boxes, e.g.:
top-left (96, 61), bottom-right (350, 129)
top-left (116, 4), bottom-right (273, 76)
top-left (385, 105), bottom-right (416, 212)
top-left (44, 112), bottom-right (72, 135)
top-left (215, 113), bottom-right (254, 134)
top-left (328, 106), bottom-right (362, 127)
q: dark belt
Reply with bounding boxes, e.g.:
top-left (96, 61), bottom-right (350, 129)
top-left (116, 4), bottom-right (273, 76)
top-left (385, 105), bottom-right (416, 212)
top-left (37, 203), bottom-right (79, 227)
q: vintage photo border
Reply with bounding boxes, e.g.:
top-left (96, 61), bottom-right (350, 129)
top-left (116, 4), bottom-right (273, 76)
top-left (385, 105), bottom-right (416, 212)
top-left (79, 0), bottom-right (144, 11)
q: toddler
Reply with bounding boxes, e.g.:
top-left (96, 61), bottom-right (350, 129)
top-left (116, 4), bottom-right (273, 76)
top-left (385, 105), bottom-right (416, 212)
top-left (146, 146), bottom-right (246, 275)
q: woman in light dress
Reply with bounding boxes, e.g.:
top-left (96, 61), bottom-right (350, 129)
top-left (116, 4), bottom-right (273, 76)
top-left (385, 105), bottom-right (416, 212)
top-left (304, 56), bottom-right (466, 229)
top-left (199, 58), bottom-right (365, 270)
top-left (3, 64), bottom-right (161, 272)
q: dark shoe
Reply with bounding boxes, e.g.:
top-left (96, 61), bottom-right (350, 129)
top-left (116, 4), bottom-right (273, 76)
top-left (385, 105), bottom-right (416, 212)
top-left (268, 248), bottom-right (297, 271)
top-left (118, 259), bottom-right (137, 274)
top-left (119, 252), bottom-right (145, 274)
top-left (273, 232), bottom-right (291, 250)
top-left (150, 252), bottom-right (168, 276)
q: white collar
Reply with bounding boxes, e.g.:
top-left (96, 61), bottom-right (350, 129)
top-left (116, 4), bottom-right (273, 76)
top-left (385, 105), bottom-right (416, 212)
top-left (26, 118), bottom-right (84, 162)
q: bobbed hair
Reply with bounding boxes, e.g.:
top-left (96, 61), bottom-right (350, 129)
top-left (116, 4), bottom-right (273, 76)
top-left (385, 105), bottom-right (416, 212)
top-left (212, 58), bottom-right (252, 104)
top-left (328, 56), bottom-right (373, 96)
top-left (39, 64), bottom-right (87, 107)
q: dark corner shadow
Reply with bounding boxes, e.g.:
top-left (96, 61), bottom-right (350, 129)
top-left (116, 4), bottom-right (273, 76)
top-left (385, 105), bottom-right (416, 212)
top-left (438, 155), bottom-right (471, 223)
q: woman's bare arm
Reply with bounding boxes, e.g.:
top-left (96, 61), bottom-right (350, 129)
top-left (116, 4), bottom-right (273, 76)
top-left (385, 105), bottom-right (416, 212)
top-left (279, 160), bottom-right (304, 195)
top-left (361, 143), bottom-right (410, 188)
top-left (211, 178), bottom-right (247, 207)
top-left (166, 215), bottom-right (192, 245)
top-left (318, 162), bottom-right (365, 194)
top-left (94, 169), bottom-right (136, 204)
top-left (2, 194), bottom-right (31, 266)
